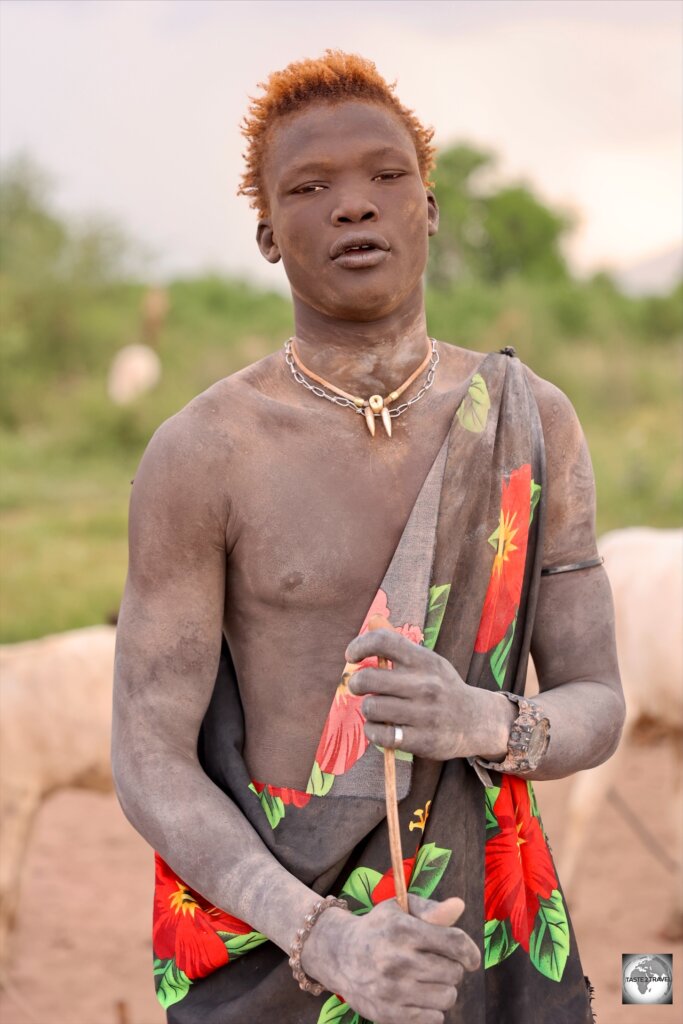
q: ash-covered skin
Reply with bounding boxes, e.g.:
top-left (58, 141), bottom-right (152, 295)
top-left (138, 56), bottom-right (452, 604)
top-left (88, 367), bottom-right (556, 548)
top-left (112, 99), bottom-right (623, 1021)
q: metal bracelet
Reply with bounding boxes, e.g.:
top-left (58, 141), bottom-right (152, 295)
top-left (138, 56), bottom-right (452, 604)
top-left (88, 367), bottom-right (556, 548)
top-left (288, 895), bottom-right (349, 996)
top-left (541, 556), bottom-right (604, 576)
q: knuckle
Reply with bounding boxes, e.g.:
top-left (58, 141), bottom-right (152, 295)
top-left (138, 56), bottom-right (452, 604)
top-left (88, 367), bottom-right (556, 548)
top-left (443, 983), bottom-right (459, 1009)
top-left (451, 962), bottom-right (465, 986)
top-left (422, 678), bottom-right (439, 701)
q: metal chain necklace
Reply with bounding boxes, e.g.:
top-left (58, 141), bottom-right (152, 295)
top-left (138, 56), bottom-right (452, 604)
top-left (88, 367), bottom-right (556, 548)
top-left (283, 335), bottom-right (439, 437)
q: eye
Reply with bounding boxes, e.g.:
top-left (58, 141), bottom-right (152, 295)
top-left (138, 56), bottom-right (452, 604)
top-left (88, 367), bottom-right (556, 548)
top-left (293, 184), bottom-right (326, 194)
top-left (374, 172), bottom-right (406, 181)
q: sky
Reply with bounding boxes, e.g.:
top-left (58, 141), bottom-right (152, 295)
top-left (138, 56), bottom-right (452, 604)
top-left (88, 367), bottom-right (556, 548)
top-left (0, 0), bottom-right (681, 292)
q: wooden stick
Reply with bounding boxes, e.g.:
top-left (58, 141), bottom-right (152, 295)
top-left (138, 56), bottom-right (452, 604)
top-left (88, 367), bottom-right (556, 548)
top-left (380, 652), bottom-right (409, 913)
top-left (366, 611), bottom-right (409, 914)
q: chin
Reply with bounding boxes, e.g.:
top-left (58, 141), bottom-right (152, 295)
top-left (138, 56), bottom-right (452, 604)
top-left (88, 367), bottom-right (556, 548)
top-left (294, 274), bottom-right (422, 323)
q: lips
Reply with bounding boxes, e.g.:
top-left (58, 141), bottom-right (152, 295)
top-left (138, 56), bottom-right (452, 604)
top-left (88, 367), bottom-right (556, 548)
top-left (330, 232), bottom-right (390, 260)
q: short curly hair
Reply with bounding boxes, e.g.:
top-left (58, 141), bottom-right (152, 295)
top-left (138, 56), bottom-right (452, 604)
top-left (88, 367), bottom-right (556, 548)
top-left (237, 49), bottom-right (436, 220)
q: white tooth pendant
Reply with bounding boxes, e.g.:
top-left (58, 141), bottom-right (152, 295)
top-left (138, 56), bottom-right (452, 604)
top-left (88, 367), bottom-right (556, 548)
top-left (366, 394), bottom-right (392, 438)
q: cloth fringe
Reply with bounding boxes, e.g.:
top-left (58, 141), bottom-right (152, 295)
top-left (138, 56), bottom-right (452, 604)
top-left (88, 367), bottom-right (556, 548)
top-left (584, 975), bottom-right (597, 1022)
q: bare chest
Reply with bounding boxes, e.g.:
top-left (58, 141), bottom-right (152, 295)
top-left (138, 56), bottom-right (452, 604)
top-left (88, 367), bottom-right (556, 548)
top-left (225, 398), bottom-right (458, 620)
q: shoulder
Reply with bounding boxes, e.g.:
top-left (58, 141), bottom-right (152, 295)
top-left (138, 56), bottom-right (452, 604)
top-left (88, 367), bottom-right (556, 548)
top-left (522, 364), bottom-right (599, 567)
top-left (144, 350), bottom-right (286, 466)
top-left (130, 354), bottom-right (272, 518)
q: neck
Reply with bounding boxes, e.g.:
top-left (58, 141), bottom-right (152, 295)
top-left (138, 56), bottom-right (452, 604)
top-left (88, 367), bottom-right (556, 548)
top-left (291, 289), bottom-right (429, 398)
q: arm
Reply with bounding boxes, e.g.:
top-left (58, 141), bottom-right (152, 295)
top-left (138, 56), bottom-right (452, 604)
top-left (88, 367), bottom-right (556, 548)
top-left (112, 408), bottom-right (319, 955)
top-left (112, 402), bottom-right (479, 1023)
top-left (348, 380), bottom-right (625, 781)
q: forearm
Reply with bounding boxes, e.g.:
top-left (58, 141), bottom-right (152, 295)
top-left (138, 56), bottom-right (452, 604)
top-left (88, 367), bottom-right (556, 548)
top-left (472, 678), bottom-right (625, 781)
top-left (113, 741), bottom-right (321, 954)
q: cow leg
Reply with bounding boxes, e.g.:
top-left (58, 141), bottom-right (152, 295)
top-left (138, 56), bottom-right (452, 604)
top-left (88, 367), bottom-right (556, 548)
top-left (659, 741), bottom-right (683, 941)
top-left (557, 732), bottom-right (627, 899)
top-left (0, 784), bottom-right (40, 972)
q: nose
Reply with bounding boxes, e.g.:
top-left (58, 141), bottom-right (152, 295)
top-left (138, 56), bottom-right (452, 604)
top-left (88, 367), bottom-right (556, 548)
top-left (331, 194), bottom-right (379, 225)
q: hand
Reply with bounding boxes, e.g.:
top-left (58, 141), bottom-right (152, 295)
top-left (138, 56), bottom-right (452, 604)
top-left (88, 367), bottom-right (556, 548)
top-left (301, 895), bottom-right (481, 1024)
top-left (345, 627), bottom-right (505, 761)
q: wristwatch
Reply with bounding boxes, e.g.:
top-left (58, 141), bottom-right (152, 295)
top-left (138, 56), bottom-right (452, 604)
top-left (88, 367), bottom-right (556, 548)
top-left (475, 692), bottom-right (550, 775)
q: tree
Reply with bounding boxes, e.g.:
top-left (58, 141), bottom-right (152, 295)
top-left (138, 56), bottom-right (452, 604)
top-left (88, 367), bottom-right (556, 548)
top-left (427, 143), bottom-right (573, 289)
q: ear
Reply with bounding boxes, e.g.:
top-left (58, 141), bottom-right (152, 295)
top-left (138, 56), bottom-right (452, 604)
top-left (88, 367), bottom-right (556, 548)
top-left (256, 219), bottom-right (281, 264)
top-left (426, 189), bottom-right (439, 237)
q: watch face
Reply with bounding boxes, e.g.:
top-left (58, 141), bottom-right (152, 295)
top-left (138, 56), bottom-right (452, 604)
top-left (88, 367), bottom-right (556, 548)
top-left (527, 721), bottom-right (550, 761)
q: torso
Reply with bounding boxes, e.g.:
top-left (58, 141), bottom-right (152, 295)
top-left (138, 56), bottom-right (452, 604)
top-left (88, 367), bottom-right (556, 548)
top-left (163, 336), bottom-right (597, 789)
top-left (204, 340), bottom-right (485, 789)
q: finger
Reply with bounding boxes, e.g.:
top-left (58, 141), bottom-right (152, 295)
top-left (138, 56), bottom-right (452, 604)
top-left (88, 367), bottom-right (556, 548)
top-left (410, 951), bottom-right (465, 987)
top-left (361, 694), bottom-right (420, 726)
top-left (406, 918), bottom-right (481, 972)
top-left (414, 896), bottom-right (465, 928)
top-left (345, 628), bottom-right (427, 669)
top-left (410, 979), bottom-right (461, 1011)
top-left (349, 666), bottom-right (421, 698)
top-left (364, 720), bottom-right (418, 751)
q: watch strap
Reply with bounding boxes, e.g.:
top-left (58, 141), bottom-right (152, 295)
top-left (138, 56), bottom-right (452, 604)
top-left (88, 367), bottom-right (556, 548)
top-left (473, 692), bottom-right (550, 776)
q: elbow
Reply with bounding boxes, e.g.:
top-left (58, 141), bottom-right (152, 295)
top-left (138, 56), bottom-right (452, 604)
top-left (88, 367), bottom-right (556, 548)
top-left (593, 685), bottom-right (627, 767)
top-left (111, 738), bottom-right (141, 827)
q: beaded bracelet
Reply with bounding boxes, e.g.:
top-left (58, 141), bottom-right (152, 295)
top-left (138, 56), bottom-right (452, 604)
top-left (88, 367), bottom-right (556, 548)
top-left (288, 895), bottom-right (349, 995)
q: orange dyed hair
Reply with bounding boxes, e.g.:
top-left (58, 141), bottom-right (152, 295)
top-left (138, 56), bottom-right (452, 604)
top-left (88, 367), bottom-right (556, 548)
top-left (237, 49), bottom-right (436, 219)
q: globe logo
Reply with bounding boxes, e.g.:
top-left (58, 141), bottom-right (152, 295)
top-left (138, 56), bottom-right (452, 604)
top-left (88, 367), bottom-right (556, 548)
top-left (622, 954), bottom-right (673, 1005)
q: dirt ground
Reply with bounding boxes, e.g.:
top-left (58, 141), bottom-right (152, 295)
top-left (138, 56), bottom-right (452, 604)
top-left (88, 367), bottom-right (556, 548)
top-left (1, 738), bottom-right (680, 1024)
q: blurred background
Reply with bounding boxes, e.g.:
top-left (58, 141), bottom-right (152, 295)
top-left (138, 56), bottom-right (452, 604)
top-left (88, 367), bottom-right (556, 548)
top-left (0, 2), bottom-right (681, 1023)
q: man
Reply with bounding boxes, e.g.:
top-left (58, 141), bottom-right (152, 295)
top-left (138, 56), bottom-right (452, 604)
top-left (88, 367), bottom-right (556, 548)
top-left (112, 50), bottom-right (624, 1024)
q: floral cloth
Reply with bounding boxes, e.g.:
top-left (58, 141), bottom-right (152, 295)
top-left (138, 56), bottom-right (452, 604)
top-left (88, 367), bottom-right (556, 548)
top-left (153, 352), bottom-right (593, 1023)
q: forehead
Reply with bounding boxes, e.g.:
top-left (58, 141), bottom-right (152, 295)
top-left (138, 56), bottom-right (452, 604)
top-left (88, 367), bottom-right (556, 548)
top-left (263, 100), bottom-right (418, 185)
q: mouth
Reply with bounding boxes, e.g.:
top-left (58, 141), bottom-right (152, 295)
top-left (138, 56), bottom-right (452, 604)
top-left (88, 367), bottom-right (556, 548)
top-left (330, 233), bottom-right (391, 269)
top-left (333, 248), bottom-right (390, 269)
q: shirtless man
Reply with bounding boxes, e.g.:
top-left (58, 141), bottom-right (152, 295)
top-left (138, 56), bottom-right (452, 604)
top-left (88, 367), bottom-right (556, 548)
top-left (112, 51), bottom-right (624, 1023)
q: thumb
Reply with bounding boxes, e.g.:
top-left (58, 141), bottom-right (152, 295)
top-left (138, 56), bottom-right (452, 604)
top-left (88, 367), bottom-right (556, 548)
top-left (408, 894), bottom-right (465, 927)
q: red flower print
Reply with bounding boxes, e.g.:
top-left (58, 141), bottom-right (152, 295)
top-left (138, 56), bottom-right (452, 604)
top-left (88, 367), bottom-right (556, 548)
top-left (314, 673), bottom-right (369, 775)
top-left (251, 780), bottom-right (311, 808)
top-left (475, 465), bottom-right (532, 652)
top-left (484, 776), bottom-right (557, 951)
top-left (153, 854), bottom-right (252, 979)
top-left (371, 856), bottom-right (417, 905)
top-left (314, 589), bottom-right (423, 776)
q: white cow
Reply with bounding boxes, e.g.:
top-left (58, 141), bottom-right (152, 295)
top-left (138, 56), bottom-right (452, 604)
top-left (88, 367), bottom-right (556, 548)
top-left (528, 527), bottom-right (683, 939)
top-left (106, 343), bottom-right (162, 405)
top-left (0, 625), bottom-right (116, 967)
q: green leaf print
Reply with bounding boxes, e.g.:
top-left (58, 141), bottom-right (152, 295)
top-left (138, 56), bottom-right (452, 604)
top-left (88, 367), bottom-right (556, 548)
top-left (490, 617), bottom-right (516, 688)
top-left (218, 930), bottom-right (268, 958)
top-left (408, 842), bottom-right (452, 899)
top-left (530, 480), bottom-right (542, 523)
top-left (154, 957), bottom-right (191, 1008)
top-left (529, 889), bottom-right (570, 981)
top-left (484, 918), bottom-right (519, 969)
top-left (248, 783), bottom-right (286, 829)
top-left (484, 785), bottom-right (501, 835)
top-left (306, 761), bottom-right (336, 797)
top-left (423, 583), bottom-right (451, 651)
top-left (456, 373), bottom-right (491, 433)
top-left (340, 866), bottom-right (383, 913)
top-left (317, 994), bottom-right (362, 1023)
top-left (527, 780), bottom-right (541, 821)
top-left (374, 744), bottom-right (413, 762)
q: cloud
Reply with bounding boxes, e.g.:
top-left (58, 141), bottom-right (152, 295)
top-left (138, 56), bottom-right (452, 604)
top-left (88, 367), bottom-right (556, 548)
top-left (1, 0), bottom-right (680, 286)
